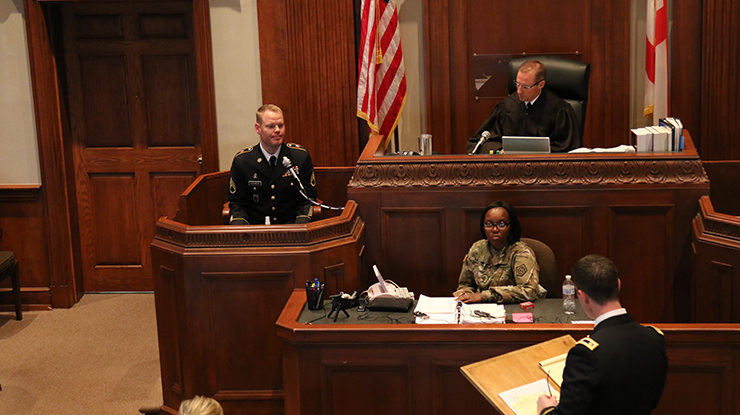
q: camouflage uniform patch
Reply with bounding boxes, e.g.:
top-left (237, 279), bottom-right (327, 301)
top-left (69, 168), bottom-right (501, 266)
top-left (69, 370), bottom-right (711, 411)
top-left (453, 240), bottom-right (545, 303)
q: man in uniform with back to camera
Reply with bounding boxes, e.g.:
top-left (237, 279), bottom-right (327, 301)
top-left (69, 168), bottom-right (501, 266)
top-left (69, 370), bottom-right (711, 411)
top-left (467, 60), bottom-right (581, 154)
top-left (536, 254), bottom-right (668, 415)
top-left (228, 104), bottom-right (317, 225)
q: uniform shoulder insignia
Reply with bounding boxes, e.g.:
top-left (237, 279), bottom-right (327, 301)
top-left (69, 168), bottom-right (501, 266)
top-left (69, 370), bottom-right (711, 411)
top-left (234, 146), bottom-right (254, 157)
top-left (287, 143), bottom-right (307, 151)
top-left (576, 336), bottom-right (599, 351)
top-left (646, 325), bottom-right (664, 336)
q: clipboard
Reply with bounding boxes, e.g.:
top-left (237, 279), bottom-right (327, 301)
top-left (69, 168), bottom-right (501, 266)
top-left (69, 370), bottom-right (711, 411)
top-left (460, 335), bottom-right (576, 415)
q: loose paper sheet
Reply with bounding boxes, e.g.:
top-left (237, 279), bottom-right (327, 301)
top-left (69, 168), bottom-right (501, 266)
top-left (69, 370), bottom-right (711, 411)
top-left (498, 378), bottom-right (560, 415)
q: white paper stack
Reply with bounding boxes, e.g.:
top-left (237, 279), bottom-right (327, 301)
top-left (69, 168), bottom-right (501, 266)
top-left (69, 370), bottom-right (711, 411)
top-left (413, 295), bottom-right (505, 324)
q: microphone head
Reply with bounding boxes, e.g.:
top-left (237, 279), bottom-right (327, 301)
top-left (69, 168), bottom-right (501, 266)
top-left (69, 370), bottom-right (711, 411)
top-left (481, 131), bottom-right (491, 139)
top-left (282, 156), bottom-right (292, 168)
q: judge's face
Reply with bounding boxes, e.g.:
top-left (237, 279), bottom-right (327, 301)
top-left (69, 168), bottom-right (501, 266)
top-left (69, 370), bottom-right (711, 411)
top-left (255, 110), bottom-right (285, 153)
top-left (515, 70), bottom-right (544, 103)
top-left (484, 207), bottom-right (511, 250)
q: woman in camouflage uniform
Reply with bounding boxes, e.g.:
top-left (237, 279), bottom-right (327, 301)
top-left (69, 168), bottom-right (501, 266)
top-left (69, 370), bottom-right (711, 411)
top-left (454, 201), bottom-right (547, 304)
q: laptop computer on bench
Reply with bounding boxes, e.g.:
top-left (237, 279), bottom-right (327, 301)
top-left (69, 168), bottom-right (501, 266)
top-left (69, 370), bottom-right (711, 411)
top-left (501, 136), bottom-right (551, 154)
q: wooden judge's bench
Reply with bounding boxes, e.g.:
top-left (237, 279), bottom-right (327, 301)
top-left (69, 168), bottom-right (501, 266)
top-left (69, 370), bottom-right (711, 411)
top-left (348, 132), bottom-right (710, 323)
top-left (151, 132), bottom-right (740, 415)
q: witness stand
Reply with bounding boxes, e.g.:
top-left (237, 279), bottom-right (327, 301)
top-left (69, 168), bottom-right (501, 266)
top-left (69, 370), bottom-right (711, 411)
top-left (151, 171), bottom-right (365, 415)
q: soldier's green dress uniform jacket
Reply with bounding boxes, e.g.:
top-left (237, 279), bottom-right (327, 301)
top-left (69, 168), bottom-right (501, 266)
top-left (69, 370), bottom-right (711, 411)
top-left (228, 142), bottom-right (317, 225)
top-left (540, 312), bottom-right (668, 415)
top-left (454, 239), bottom-right (546, 303)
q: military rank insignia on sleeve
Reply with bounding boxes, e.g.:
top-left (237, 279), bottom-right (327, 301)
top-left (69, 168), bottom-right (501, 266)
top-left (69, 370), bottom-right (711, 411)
top-left (229, 177), bottom-right (237, 194)
top-left (577, 337), bottom-right (599, 351)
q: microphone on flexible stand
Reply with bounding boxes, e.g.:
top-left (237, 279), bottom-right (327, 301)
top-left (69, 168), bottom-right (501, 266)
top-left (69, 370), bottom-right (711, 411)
top-left (456, 301), bottom-right (463, 324)
top-left (282, 156), bottom-right (344, 211)
top-left (469, 131), bottom-right (491, 155)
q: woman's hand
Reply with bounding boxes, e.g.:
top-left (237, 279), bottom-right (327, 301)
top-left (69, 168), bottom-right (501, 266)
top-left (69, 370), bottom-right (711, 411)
top-left (456, 292), bottom-right (483, 303)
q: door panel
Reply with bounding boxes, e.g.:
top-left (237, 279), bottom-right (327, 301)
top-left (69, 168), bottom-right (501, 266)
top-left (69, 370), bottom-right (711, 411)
top-left (64, 2), bottom-right (201, 291)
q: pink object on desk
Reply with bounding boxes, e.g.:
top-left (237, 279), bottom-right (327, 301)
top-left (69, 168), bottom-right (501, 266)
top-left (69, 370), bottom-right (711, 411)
top-left (512, 312), bottom-right (534, 323)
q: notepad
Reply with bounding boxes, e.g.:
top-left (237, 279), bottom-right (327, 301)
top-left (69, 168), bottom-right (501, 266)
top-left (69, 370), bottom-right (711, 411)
top-left (538, 353), bottom-right (568, 387)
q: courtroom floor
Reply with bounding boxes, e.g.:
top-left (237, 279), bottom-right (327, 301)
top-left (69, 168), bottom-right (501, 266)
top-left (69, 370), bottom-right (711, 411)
top-left (0, 293), bottom-right (162, 415)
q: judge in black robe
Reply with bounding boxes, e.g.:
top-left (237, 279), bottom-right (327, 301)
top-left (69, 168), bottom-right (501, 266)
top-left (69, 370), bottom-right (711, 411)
top-left (466, 88), bottom-right (581, 154)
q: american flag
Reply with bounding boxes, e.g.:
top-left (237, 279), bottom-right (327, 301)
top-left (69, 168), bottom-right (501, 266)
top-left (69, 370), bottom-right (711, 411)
top-left (644, 0), bottom-right (669, 120)
top-left (356, 0), bottom-right (407, 138)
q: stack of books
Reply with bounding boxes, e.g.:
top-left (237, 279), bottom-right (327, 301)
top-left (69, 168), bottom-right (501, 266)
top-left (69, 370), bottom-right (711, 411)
top-left (630, 117), bottom-right (683, 152)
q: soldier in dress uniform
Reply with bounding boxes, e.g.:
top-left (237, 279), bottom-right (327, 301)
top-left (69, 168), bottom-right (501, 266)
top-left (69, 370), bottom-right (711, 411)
top-left (228, 104), bottom-right (317, 225)
top-left (536, 255), bottom-right (668, 415)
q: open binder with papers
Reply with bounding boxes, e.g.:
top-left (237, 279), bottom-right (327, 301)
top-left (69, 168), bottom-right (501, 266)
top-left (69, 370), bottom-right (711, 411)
top-left (413, 295), bottom-right (505, 324)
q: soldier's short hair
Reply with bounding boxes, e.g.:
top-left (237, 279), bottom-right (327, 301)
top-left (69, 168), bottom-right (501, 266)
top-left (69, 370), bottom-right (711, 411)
top-left (518, 60), bottom-right (546, 82)
top-left (572, 254), bottom-right (619, 305)
top-left (256, 104), bottom-right (283, 124)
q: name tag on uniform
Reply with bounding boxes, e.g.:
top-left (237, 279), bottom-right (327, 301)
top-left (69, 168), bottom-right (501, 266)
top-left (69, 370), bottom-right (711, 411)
top-left (248, 180), bottom-right (262, 187)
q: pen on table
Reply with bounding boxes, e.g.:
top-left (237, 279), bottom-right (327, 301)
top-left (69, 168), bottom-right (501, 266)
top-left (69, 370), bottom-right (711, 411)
top-left (545, 370), bottom-right (553, 397)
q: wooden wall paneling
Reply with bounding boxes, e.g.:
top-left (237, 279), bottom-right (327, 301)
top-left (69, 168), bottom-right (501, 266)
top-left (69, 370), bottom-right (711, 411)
top-left (703, 161), bottom-right (740, 216)
top-left (424, 0), bottom-right (453, 154)
top-left (515, 205), bottom-right (593, 288)
top-left (658, 353), bottom-right (734, 414)
top-left (431, 363), bottom-right (497, 415)
top-left (585, 0), bottom-right (631, 148)
top-left (381, 207), bottom-right (446, 296)
top-left (700, 0), bottom-right (740, 160)
top-left (23, 0), bottom-right (79, 307)
top-left (202, 270), bottom-right (294, 401)
top-left (425, 0), bottom-right (632, 153)
top-left (191, 0), bottom-right (220, 173)
top-left (608, 204), bottom-right (674, 323)
top-left (671, 0), bottom-right (703, 152)
top-left (152, 173), bottom-right (199, 226)
top-left (314, 166), bottom-right (355, 213)
top-left (152, 263), bottom-right (184, 406)
top-left (256, 0), bottom-right (359, 167)
top-left (324, 362), bottom-right (412, 415)
top-left (707, 261), bottom-right (734, 323)
top-left (0, 188), bottom-right (52, 310)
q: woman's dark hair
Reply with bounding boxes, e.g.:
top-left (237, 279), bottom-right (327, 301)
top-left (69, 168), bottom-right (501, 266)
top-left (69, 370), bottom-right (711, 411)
top-left (479, 200), bottom-right (522, 244)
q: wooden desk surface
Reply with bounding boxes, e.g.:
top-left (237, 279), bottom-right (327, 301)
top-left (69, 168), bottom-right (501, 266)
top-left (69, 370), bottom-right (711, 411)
top-left (277, 289), bottom-right (740, 415)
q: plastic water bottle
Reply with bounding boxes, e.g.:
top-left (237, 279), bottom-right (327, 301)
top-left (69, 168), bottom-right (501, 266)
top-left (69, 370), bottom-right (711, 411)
top-left (562, 275), bottom-right (576, 315)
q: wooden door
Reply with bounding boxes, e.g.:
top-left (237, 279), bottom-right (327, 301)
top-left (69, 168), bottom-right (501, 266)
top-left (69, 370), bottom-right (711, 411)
top-left (63, 2), bottom-right (201, 291)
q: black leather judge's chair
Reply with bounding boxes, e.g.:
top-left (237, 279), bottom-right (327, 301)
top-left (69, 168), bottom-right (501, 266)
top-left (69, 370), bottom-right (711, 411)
top-left (0, 229), bottom-right (22, 320)
top-left (508, 55), bottom-right (591, 144)
top-left (521, 237), bottom-right (558, 298)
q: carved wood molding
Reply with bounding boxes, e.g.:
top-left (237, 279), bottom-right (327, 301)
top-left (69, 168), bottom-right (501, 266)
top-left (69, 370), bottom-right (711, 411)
top-left (349, 159), bottom-right (709, 188)
top-left (697, 196), bottom-right (740, 241)
top-left (154, 215), bottom-right (363, 248)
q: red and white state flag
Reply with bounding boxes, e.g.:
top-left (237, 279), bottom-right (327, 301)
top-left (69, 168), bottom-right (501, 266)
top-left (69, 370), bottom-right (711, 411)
top-left (645, 0), bottom-right (669, 120)
top-left (357, 0), bottom-right (407, 138)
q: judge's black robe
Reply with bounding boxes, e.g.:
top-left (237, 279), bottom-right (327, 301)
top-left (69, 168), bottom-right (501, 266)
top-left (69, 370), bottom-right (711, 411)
top-left (466, 89), bottom-right (581, 154)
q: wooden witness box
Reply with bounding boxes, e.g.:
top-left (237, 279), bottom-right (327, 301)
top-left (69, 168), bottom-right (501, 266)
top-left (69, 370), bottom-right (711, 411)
top-left (150, 171), bottom-right (365, 415)
top-left (348, 131), bottom-right (709, 323)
